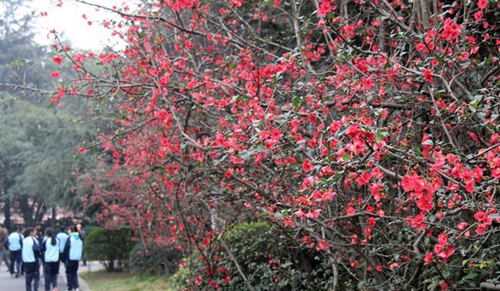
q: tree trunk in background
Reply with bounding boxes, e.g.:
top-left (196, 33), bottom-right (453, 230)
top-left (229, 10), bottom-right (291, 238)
top-left (34, 203), bottom-right (46, 223)
top-left (18, 196), bottom-right (34, 226)
top-left (51, 207), bottom-right (56, 227)
top-left (4, 198), bottom-right (11, 229)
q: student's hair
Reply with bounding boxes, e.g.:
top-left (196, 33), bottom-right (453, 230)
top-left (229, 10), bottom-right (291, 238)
top-left (60, 226), bottom-right (66, 233)
top-left (45, 227), bottom-right (57, 246)
top-left (71, 225), bottom-right (78, 232)
top-left (24, 227), bottom-right (34, 237)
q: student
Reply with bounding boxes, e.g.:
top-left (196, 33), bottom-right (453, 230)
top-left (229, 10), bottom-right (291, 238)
top-left (22, 227), bottom-right (41, 291)
top-left (63, 225), bottom-right (83, 291)
top-left (0, 224), bottom-right (10, 271)
top-left (76, 224), bottom-right (87, 266)
top-left (56, 226), bottom-right (68, 265)
top-left (7, 225), bottom-right (23, 278)
top-left (42, 227), bottom-right (59, 291)
top-left (35, 224), bottom-right (44, 244)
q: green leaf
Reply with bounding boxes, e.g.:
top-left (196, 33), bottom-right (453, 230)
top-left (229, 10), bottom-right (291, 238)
top-left (462, 272), bottom-right (478, 280)
top-left (376, 130), bottom-right (389, 142)
top-left (292, 96), bottom-right (302, 108)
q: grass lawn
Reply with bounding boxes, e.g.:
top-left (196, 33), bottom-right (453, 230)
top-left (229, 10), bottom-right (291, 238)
top-left (80, 270), bottom-right (174, 291)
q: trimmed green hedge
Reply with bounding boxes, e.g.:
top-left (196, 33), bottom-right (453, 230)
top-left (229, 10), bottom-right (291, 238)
top-left (174, 221), bottom-right (351, 290)
top-left (129, 242), bottom-right (183, 276)
top-left (83, 227), bottom-right (135, 271)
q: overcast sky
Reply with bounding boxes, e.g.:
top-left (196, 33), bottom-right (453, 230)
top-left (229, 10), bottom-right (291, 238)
top-left (30, 0), bottom-right (132, 51)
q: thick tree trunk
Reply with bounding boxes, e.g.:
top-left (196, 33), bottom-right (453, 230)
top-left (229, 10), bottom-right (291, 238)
top-left (18, 196), bottom-right (34, 226)
top-left (419, 0), bottom-right (430, 29)
top-left (34, 202), bottom-right (46, 223)
top-left (51, 207), bottom-right (56, 227)
top-left (4, 198), bottom-right (11, 229)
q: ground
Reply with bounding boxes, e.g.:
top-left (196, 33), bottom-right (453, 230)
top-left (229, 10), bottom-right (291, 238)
top-left (80, 269), bottom-right (174, 291)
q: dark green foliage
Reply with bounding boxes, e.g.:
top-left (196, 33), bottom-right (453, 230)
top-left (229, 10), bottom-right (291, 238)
top-left (0, 100), bottom-right (95, 224)
top-left (83, 227), bottom-right (135, 271)
top-left (175, 221), bottom-right (353, 290)
top-left (129, 242), bottom-right (183, 277)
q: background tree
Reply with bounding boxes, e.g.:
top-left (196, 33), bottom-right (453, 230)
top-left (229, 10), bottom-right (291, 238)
top-left (0, 99), bottom-right (96, 226)
top-left (0, 0), bottom-right (101, 227)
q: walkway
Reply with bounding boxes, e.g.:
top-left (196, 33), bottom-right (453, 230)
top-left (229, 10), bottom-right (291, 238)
top-left (0, 261), bottom-right (101, 291)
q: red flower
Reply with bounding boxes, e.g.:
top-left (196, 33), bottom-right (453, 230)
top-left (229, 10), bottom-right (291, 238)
top-left (474, 211), bottom-right (492, 225)
top-left (356, 172), bottom-right (371, 186)
top-left (477, 0), bottom-right (487, 10)
top-left (457, 222), bottom-right (468, 231)
top-left (442, 18), bottom-right (462, 41)
top-left (416, 195), bottom-right (433, 212)
top-left (346, 205), bottom-right (356, 216)
top-left (317, 239), bottom-right (330, 251)
top-left (476, 224), bottom-right (487, 235)
top-left (434, 243), bottom-right (455, 259)
top-left (305, 209), bottom-right (321, 219)
top-left (369, 183), bottom-right (383, 202)
top-left (52, 55), bottom-right (63, 65)
top-left (329, 120), bottom-right (342, 135)
top-left (424, 253), bottom-right (433, 265)
top-left (51, 72), bottom-right (60, 78)
top-left (345, 124), bottom-right (361, 137)
top-left (302, 159), bottom-right (314, 172)
top-left (423, 69), bottom-right (434, 83)
top-left (475, 11), bottom-right (483, 21)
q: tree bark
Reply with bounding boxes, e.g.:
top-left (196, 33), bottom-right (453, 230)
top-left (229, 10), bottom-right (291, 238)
top-left (51, 207), bottom-right (56, 227)
top-left (4, 198), bottom-right (11, 229)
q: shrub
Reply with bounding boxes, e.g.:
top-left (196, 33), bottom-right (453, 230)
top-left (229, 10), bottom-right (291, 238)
top-left (83, 227), bottom-right (135, 271)
top-left (129, 242), bottom-right (183, 276)
top-left (174, 221), bottom-right (353, 290)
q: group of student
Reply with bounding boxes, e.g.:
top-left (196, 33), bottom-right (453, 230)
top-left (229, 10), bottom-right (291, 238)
top-left (1, 223), bottom-right (86, 291)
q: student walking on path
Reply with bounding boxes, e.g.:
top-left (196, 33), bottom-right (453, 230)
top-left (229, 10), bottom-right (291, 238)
top-left (63, 225), bottom-right (83, 291)
top-left (42, 227), bottom-right (60, 291)
top-left (8, 225), bottom-right (23, 277)
top-left (0, 224), bottom-right (10, 271)
top-left (76, 224), bottom-right (86, 267)
top-left (22, 227), bottom-right (41, 291)
top-left (56, 226), bottom-right (68, 267)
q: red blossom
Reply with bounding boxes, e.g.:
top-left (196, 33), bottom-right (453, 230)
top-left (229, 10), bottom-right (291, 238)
top-left (52, 55), bottom-right (63, 65)
top-left (474, 211), bottom-right (492, 225)
top-left (476, 224), bottom-right (488, 235)
top-left (434, 243), bottom-right (455, 259)
top-left (317, 239), bottom-right (330, 251)
top-left (355, 171), bottom-right (371, 186)
top-left (346, 205), bottom-right (356, 216)
top-left (477, 0), bottom-right (487, 10)
top-left (424, 253), bottom-right (433, 265)
top-left (423, 69), bottom-right (434, 83)
top-left (442, 18), bottom-right (462, 41)
top-left (302, 159), bottom-right (314, 172)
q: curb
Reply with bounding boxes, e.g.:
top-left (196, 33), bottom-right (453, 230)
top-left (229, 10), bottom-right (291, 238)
top-left (78, 275), bottom-right (91, 291)
top-left (77, 262), bottom-right (105, 291)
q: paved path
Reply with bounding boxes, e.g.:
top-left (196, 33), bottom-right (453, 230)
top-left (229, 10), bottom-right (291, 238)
top-left (0, 262), bottom-right (102, 291)
top-left (0, 263), bottom-right (68, 291)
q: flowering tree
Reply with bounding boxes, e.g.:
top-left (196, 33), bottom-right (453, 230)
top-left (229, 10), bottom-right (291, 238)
top-left (51, 0), bottom-right (500, 289)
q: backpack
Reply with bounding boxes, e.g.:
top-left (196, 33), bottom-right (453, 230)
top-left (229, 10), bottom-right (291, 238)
top-left (5, 232), bottom-right (23, 250)
top-left (32, 237), bottom-right (41, 261)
